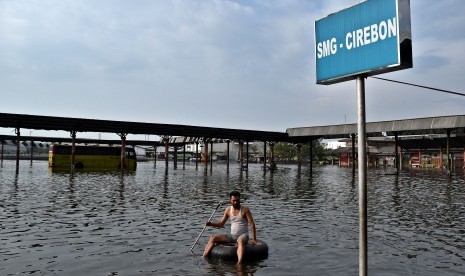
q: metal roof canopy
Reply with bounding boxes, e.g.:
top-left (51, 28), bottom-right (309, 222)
top-left (2, 112), bottom-right (465, 145)
top-left (287, 115), bottom-right (465, 139)
top-left (0, 135), bottom-right (163, 147)
top-left (0, 113), bottom-right (289, 142)
top-left (397, 135), bottom-right (465, 150)
top-left (338, 135), bottom-right (465, 151)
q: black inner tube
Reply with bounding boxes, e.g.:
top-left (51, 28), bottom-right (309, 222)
top-left (209, 239), bottom-right (268, 261)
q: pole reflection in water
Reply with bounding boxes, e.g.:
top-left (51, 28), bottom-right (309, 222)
top-left (0, 160), bottom-right (464, 275)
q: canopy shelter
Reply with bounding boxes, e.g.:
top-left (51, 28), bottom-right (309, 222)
top-left (286, 115), bottom-right (465, 139)
top-left (0, 112), bottom-right (288, 142)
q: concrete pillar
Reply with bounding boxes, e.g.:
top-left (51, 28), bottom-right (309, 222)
top-left (71, 130), bottom-right (77, 172)
top-left (296, 143), bottom-right (302, 172)
top-left (351, 134), bottom-right (356, 176)
top-left (270, 142), bottom-right (275, 164)
top-left (395, 133), bottom-right (399, 173)
top-left (246, 141), bottom-right (249, 170)
top-left (1, 141), bottom-right (4, 163)
top-left (30, 140), bottom-right (33, 165)
top-left (309, 141), bottom-right (313, 174)
top-left (164, 137), bottom-right (169, 172)
top-left (204, 141), bottom-right (209, 163)
top-left (226, 140), bottom-right (230, 171)
top-left (174, 144), bottom-right (178, 170)
top-left (263, 141), bottom-right (267, 174)
top-left (202, 139), bottom-right (209, 173)
top-left (210, 141), bottom-right (213, 172)
top-left (183, 144), bottom-right (186, 170)
top-left (15, 128), bottom-right (20, 174)
top-left (400, 148), bottom-right (403, 169)
top-left (239, 141), bottom-right (244, 169)
top-left (120, 133), bottom-right (127, 171)
top-left (446, 129), bottom-right (451, 175)
top-left (153, 144), bottom-right (157, 168)
top-left (195, 142), bottom-right (199, 170)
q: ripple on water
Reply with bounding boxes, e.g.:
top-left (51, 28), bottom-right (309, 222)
top-left (0, 161), bottom-right (464, 275)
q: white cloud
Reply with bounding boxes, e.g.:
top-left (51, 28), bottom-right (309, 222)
top-left (0, 0), bottom-right (464, 136)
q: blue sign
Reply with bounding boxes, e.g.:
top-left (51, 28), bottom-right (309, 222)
top-left (315, 0), bottom-right (412, 84)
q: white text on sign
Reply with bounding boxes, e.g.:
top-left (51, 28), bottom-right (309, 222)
top-left (317, 17), bottom-right (397, 59)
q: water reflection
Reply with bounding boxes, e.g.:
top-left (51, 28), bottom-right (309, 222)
top-left (0, 160), bottom-right (464, 275)
top-left (206, 259), bottom-right (262, 276)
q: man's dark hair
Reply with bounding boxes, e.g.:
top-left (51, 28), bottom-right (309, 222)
top-left (229, 191), bottom-right (241, 198)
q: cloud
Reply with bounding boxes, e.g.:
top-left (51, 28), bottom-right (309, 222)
top-left (0, 0), bottom-right (464, 136)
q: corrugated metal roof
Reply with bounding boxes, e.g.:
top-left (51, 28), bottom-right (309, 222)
top-left (287, 115), bottom-right (465, 139)
top-left (2, 112), bottom-right (464, 145)
top-left (0, 135), bottom-right (162, 147)
top-left (0, 112), bottom-right (288, 142)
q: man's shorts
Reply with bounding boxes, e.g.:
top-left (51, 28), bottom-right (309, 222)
top-left (226, 233), bottom-right (249, 244)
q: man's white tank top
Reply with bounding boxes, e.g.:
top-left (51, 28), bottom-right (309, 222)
top-left (230, 206), bottom-right (248, 236)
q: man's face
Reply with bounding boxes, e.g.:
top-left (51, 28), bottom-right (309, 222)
top-left (230, 195), bottom-right (240, 209)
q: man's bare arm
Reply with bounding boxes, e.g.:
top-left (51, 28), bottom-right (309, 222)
top-left (206, 207), bottom-right (229, 228)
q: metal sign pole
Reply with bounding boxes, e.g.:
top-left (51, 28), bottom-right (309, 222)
top-left (356, 76), bottom-right (368, 276)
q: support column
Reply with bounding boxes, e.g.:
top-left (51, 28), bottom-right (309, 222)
top-left (268, 142), bottom-right (277, 172)
top-left (446, 129), bottom-right (451, 175)
top-left (15, 128), bottom-right (20, 174)
top-left (246, 141), bottom-right (249, 170)
top-left (195, 142), bottom-right (199, 170)
top-left (351, 134), bottom-right (356, 176)
top-left (226, 140), bottom-right (230, 171)
top-left (309, 140), bottom-right (313, 174)
top-left (1, 141), bottom-right (4, 163)
top-left (204, 139), bottom-right (209, 173)
top-left (120, 133), bottom-right (127, 172)
top-left (183, 144), bottom-right (186, 170)
top-left (296, 143), bottom-right (302, 173)
top-left (270, 142), bottom-right (275, 164)
top-left (395, 133), bottom-right (399, 174)
top-left (30, 140), bottom-right (34, 165)
top-left (239, 141), bottom-right (244, 169)
top-left (164, 137), bottom-right (169, 172)
top-left (70, 130), bottom-right (77, 171)
top-left (400, 148), bottom-right (403, 169)
top-left (204, 140), bottom-right (209, 164)
top-left (210, 141), bottom-right (213, 172)
top-left (263, 141), bottom-right (267, 174)
top-left (153, 144), bottom-right (157, 168)
top-left (174, 144), bottom-right (178, 170)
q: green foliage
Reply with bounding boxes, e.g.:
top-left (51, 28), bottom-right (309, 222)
top-left (304, 139), bottom-right (326, 161)
top-left (273, 142), bottom-right (296, 160)
top-left (272, 139), bottom-right (327, 162)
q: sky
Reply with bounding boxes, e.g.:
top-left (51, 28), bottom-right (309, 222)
top-left (1, 0), bottom-right (464, 140)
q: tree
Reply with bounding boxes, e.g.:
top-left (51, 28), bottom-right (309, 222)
top-left (299, 139), bottom-right (326, 162)
top-left (273, 142), bottom-right (296, 161)
top-left (273, 139), bottom-right (327, 163)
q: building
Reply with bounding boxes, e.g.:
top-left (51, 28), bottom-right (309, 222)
top-left (334, 134), bottom-right (465, 169)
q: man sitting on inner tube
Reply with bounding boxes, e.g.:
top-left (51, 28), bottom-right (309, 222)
top-left (203, 190), bottom-right (261, 264)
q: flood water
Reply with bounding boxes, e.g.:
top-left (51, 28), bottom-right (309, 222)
top-left (1, 160), bottom-right (464, 275)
